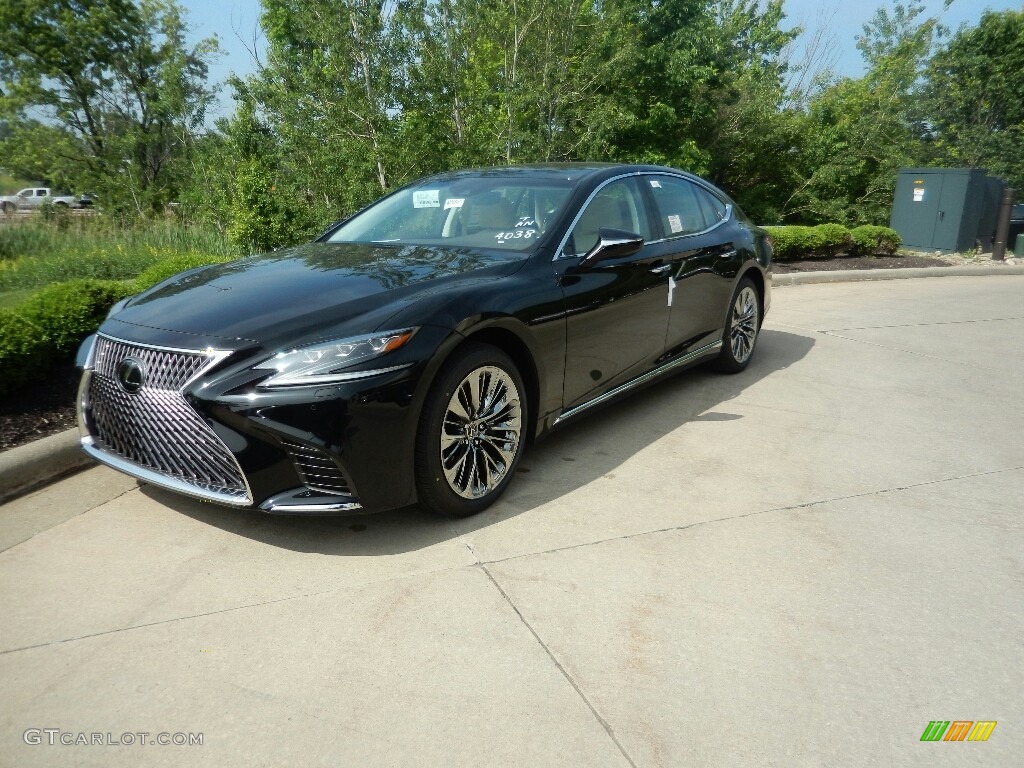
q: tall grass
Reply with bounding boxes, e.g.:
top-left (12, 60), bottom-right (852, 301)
top-left (0, 214), bottom-right (238, 291)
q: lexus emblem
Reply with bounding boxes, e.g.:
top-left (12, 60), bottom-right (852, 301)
top-left (116, 358), bottom-right (145, 394)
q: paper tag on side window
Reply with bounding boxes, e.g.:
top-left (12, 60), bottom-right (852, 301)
top-left (667, 214), bottom-right (683, 233)
top-left (444, 197), bottom-right (464, 209)
top-left (413, 190), bottom-right (440, 208)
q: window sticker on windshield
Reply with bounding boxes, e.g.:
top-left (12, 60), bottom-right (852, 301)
top-left (444, 197), bottom-right (464, 209)
top-left (650, 179), bottom-right (662, 188)
top-left (667, 214), bottom-right (683, 233)
top-left (413, 190), bottom-right (440, 208)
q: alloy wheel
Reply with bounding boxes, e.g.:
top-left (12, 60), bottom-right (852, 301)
top-left (440, 365), bottom-right (522, 499)
top-left (730, 286), bottom-right (759, 364)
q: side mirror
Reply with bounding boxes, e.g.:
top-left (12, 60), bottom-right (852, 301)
top-left (577, 227), bottom-right (644, 269)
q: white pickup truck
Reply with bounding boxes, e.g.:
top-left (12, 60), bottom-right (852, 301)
top-left (0, 187), bottom-right (89, 213)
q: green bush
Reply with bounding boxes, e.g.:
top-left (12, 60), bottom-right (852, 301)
top-left (850, 225), bottom-right (902, 256)
top-left (0, 279), bottom-right (132, 395)
top-left (762, 226), bottom-right (832, 260)
top-left (814, 223), bottom-right (852, 256)
top-left (764, 223), bottom-right (899, 260)
top-left (0, 251), bottom-right (240, 396)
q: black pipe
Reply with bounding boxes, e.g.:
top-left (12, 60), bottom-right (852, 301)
top-left (992, 186), bottom-right (1015, 261)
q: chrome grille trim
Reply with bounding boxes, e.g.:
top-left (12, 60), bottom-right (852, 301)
top-left (81, 335), bottom-right (252, 505)
top-left (280, 439), bottom-right (353, 496)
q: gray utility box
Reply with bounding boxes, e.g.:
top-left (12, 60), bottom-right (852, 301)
top-left (890, 168), bottom-right (1003, 253)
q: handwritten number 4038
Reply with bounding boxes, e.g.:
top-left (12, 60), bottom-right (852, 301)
top-left (495, 229), bottom-right (536, 243)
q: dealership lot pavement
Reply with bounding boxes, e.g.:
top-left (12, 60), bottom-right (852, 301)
top-left (1, 276), bottom-right (1021, 767)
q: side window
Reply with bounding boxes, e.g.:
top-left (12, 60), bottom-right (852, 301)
top-left (694, 187), bottom-right (728, 225)
top-left (36, 190), bottom-right (47, 197)
top-left (566, 178), bottom-right (653, 256)
top-left (647, 177), bottom-right (710, 237)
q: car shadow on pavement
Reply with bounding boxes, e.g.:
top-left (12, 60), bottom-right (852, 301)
top-left (146, 329), bottom-right (814, 555)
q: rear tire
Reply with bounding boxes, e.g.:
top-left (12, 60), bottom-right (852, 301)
top-left (415, 343), bottom-right (526, 517)
top-left (712, 276), bottom-right (760, 373)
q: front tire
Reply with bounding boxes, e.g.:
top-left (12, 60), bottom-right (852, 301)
top-left (415, 343), bottom-right (526, 517)
top-left (712, 276), bottom-right (760, 373)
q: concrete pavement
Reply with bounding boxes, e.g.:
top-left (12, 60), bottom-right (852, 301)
top-left (1, 276), bottom-right (1021, 766)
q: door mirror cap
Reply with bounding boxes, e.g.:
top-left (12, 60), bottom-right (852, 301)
top-left (578, 228), bottom-right (644, 269)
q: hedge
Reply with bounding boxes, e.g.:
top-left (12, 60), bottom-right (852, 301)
top-left (0, 279), bottom-right (133, 394)
top-left (849, 225), bottom-right (901, 256)
top-left (764, 224), bottom-right (901, 260)
top-left (0, 253), bottom-right (235, 396)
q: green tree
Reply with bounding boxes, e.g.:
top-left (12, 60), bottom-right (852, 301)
top-left (924, 9), bottom-right (1024, 188)
top-left (785, 0), bottom-right (944, 224)
top-left (0, 0), bottom-right (220, 215)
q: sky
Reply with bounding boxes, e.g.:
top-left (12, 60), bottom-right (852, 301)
top-left (178, 0), bottom-right (1024, 120)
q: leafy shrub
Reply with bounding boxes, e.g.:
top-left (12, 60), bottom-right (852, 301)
top-left (814, 223), bottom-right (852, 256)
top-left (763, 226), bottom-right (829, 260)
top-left (764, 223), bottom-right (900, 260)
top-left (0, 279), bottom-right (132, 395)
top-left (0, 251), bottom-right (240, 396)
top-left (850, 225), bottom-right (901, 256)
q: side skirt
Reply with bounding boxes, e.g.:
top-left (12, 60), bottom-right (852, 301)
top-left (552, 340), bottom-right (722, 427)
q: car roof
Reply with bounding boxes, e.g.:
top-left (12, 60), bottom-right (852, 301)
top-left (419, 163), bottom-right (705, 185)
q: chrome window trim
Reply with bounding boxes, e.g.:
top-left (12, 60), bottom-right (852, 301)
top-left (553, 171), bottom-right (646, 261)
top-left (553, 171), bottom-right (734, 261)
top-left (553, 340), bottom-right (722, 425)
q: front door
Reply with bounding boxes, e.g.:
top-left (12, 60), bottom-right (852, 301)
top-left (556, 177), bottom-right (671, 410)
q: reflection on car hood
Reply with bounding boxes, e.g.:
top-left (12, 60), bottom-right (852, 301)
top-left (110, 242), bottom-right (524, 345)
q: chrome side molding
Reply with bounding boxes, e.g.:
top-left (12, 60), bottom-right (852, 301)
top-left (553, 340), bottom-right (722, 426)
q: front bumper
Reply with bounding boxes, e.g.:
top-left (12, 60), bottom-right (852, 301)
top-left (77, 331), bottom-right (443, 514)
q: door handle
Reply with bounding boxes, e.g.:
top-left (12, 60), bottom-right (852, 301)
top-left (649, 263), bottom-right (673, 275)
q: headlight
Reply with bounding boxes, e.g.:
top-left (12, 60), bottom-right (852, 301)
top-left (254, 328), bottom-right (418, 387)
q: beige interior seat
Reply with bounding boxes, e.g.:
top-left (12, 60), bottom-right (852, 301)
top-left (459, 193), bottom-right (517, 234)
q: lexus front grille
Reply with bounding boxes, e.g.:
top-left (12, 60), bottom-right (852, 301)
top-left (82, 335), bottom-right (251, 504)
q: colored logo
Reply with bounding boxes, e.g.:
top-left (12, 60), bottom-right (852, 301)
top-left (921, 721), bottom-right (997, 742)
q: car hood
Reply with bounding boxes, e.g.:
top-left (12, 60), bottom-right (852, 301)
top-left (110, 242), bottom-right (526, 347)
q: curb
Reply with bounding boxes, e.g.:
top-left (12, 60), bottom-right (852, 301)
top-left (773, 264), bottom-right (1024, 286)
top-left (0, 428), bottom-right (90, 505)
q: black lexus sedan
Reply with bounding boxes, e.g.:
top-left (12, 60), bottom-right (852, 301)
top-left (76, 164), bottom-right (771, 517)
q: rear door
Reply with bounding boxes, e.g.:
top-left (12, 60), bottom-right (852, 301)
top-left (640, 175), bottom-right (737, 354)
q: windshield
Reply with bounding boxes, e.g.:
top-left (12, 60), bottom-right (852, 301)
top-left (327, 176), bottom-right (574, 251)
